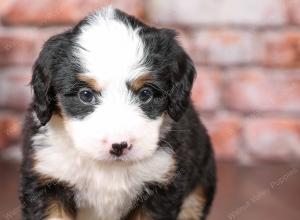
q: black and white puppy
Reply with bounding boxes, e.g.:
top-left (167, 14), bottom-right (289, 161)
top-left (20, 7), bottom-right (216, 220)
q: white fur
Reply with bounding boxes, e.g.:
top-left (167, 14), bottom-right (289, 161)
top-left (75, 7), bottom-right (146, 84)
top-left (33, 8), bottom-right (173, 220)
top-left (33, 115), bottom-right (174, 219)
top-left (65, 7), bottom-right (162, 162)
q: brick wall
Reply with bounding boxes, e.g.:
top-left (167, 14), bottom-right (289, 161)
top-left (0, 0), bottom-right (299, 163)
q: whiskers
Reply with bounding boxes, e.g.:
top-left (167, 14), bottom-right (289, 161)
top-left (145, 82), bottom-right (169, 96)
top-left (168, 129), bottom-right (191, 133)
top-left (160, 139), bottom-right (175, 153)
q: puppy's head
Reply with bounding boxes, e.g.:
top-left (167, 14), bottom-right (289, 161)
top-left (31, 7), bottom-right (196, 162)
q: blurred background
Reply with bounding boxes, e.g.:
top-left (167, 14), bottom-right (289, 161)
top-left (0, 0), bottom-right (299, 219)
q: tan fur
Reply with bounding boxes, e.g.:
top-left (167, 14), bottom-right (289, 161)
top-left (77, 74), bottom-right (101, 92)
top-left (127, 208), bottom-right (153, 220)
top-left (130, 74), bottom-right (154, 91)
top-left (35, 173), bottom-right (54, 186)
top-left (178, 186), bottom-right (206, 220)
top-left (46, 200), bottom-right (73, 220)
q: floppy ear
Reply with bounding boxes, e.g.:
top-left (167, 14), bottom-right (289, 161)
top-left (167, 46), bottom-right (196, 121)
top-left (31, 44), bottom-right (56, 126)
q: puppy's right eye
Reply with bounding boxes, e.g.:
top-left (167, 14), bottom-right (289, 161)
top-left (78, 88), bottom-right (96, 104)
top-left (138, 87), bottom-right (153, 103)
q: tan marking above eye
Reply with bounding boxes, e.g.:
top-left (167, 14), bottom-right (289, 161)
top-left (130, 74), bottom-right (154, 92)
top-left (77, 75), bottom-right (101, 92)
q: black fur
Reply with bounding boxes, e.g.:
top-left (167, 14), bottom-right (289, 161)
top-left (20, 8), bottom-right (216, 220)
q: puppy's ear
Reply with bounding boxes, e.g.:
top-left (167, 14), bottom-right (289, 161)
top-left (31, 41), bottom-right (56, 126)
top-left (167, 38), bottom-right (196, 121)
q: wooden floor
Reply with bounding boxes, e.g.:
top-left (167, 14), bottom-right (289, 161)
top-left (0, 160), bottom-right (299, 220)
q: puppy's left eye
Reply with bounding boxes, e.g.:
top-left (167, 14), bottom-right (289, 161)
top-left (78, 88), bottom-right (96, 104)
top-left (138, 87), bottom-right (153, 103)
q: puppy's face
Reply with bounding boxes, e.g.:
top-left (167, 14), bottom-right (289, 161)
top-left (32, 8), bottom-right (195, 162)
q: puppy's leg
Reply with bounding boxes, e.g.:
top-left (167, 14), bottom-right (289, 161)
top-left (20, 175), bottom-right (76, 220)
top-left (129, 186), bottom-right (185, 220)
top-left (127, 183), bottom-right (213, 220)
top-left (177, 186), bottom-right (206, 220)
top-left (20, 183), bottom-right (49, 219)
top-left (46, 200), bottom-right (73, 220)
top-left (126, 208), bottom-right (153, 220)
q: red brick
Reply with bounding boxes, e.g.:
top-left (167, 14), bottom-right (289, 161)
top-left (0, 67), bottom-right (32, 110)
top-left (0, 114), bottom-right (22, 149)
top-left (146, 0), bottom-right (287, 26)
top-left (3, 0), bottom-right (144, 26)
top-left (244, 117), bottom-right (300, 161)
top-left (224, 68), bottom-right (300, 112)
top-left (202, 114), bottom-right (241, 160)
top-left (191, 68), bottom-right (221, 111)
top-left (191, 30), bottom-right (259, 66)
top-left (0, 29), bottom-right (39, 66)
top-left (113, 0), bottom-right (144, 19)
top-left (286, 0), bottom-right (300, 25)
top-left (0, 28), bottom-right (64, 66)
top-left (0, 0), bottom-right (13, 17)
top-left (261, 31), bottom-right (300, 67)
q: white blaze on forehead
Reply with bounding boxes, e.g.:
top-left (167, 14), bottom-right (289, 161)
top-left (60, 8), bottom-right (165, 163)
top-left (75, 7), bottom-right (146, 85)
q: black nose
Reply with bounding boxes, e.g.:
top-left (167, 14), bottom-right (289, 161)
top-left (110, 142), bottom-right (129, 157)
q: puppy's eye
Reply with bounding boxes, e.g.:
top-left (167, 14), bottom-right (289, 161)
top-left (138, 87), bottom-right (153, 103)
top-left (78, 88), bottom-right (95, 104)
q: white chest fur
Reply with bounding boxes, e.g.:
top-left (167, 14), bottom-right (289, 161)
top-left (33, 128), bottom-right (174, 220)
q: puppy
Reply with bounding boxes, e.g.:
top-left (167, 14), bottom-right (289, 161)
top-left (20, 7), bottom-right (216, 220)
